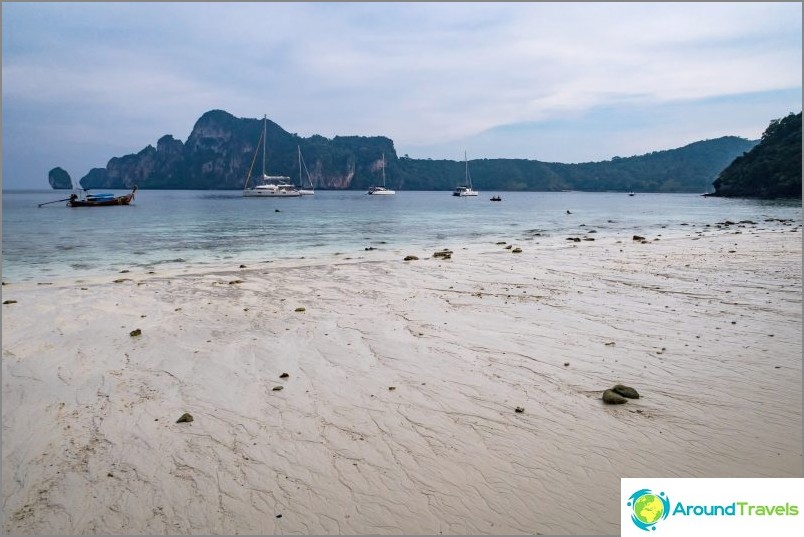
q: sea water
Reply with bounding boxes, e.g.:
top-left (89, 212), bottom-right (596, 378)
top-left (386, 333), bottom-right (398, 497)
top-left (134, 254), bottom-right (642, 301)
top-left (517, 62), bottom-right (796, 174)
top-left (2, 189), bottom-right (801, 282)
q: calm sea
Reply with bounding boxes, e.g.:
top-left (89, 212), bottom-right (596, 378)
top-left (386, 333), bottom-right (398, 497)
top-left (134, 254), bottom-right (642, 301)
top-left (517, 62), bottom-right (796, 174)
top-left (2, 189), bottom-right (801, 282)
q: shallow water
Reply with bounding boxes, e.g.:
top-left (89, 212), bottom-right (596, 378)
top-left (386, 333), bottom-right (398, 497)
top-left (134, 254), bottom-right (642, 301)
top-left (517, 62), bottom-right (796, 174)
top-left (2, 189), bottom-right (801, 281)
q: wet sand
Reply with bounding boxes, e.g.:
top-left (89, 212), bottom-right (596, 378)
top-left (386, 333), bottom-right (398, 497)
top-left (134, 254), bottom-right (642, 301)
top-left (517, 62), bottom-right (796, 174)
top-left (2, 222), bottom-right (801, 534)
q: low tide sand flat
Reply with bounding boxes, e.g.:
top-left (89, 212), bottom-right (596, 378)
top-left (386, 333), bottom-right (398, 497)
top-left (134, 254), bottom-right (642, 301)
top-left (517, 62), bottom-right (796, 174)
top-left (2, 225), bottom-right (801, 534)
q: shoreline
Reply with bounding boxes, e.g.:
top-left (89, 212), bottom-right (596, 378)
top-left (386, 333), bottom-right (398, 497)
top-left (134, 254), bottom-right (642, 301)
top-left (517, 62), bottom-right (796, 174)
top-left (3, 224), bottom-right (802, 534)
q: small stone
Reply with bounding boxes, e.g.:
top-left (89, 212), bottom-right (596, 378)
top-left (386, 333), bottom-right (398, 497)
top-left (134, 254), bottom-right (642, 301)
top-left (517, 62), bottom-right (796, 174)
top-left (294, 307), bottom-right (306, 312)
top-left (228, 280), bottom-right (243, 285)
top-left (276, 514), bottom-right (282, 519)
top-left (176, 413), bottom-right (193, 423)
top-left (2, 300), bottom-right (17, 305)
top-left (633, 235), bottom-right (645, 241)
top-left (515, 406), bottom-right (525, 413)
top-left (512, 248), bottom-right (522, 253)
top-left (602, 389), bottom-right (628, 404)
top-left (279, 373), bottom-right (289, 379)
top-left (563, 362), bottom-right (570, 367)
top-left (129, 328), bottom-right (142, 337)
top-left (403, 255), bottom-right (419, 261)
top-left (611, 384), bottom-right (639, 399)
top-left (388, 386), bottom-right (396, 391)
top-left (272, 386), bottom-right (284, 391)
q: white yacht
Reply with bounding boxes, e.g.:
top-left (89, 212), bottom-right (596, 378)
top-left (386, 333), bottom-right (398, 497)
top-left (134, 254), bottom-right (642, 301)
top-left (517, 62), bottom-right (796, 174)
top-left (243, 116), bottom-right (301, 198)
top-left (296, 146), bottom-right (315, 195)
top-left (367, 153), bottom-right (396, 195)
top-left (452, 151), bottom-right (478, 197)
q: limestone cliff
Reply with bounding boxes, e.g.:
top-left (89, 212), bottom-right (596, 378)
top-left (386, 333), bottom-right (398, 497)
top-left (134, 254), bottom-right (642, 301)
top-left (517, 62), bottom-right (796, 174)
top-left (48, 167), bottom-right (73, 189)
top-left (79, 110), bottom-right (395, 190)
top-left (72, 109), bottom-right (760, 192)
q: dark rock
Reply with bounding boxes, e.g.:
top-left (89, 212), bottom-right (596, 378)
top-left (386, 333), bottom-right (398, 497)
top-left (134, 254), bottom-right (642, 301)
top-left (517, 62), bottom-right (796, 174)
top-left (2, 300), bottom-right (17, 305)
top-left (633, 235), bottom-right (646, 241)
top-left (512, 248), bottom-right (522, 253)
top-left (515, 406), bottom-right (525, 413)
top-left (388, 386), bottom-right (396, 391)
top-left (272, 386), bottom-right (284, 391)
top-left (294, 307), bottom-right (306, 312)
top-left (611, 384), bottom-right (640, 399)
top-left (48, 167), bottom-right (73, 189)
top-left (176, 412), bottom-right (193, 423)
top-left (279, 373), bottom-right (289, 379)
top-left (403, 255), bottom-right (419, 261)
top-left (129, 328), bottom-right (142, 337)
top-left (602, 389), bottom-right (628, 404)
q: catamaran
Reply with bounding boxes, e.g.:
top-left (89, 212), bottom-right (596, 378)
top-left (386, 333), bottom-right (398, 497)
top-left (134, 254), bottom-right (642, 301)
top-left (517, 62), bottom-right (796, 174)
top-left (243, 115), bottom-right (301, 198)
top-left (367, 153), bottom-right (396, 195)
top-left (452, 151), bottom-right (478, 197)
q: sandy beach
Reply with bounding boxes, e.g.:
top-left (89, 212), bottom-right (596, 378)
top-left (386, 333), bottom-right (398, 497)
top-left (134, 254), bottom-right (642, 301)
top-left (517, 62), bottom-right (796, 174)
top-left (2, 221), bottom-right (801, 534)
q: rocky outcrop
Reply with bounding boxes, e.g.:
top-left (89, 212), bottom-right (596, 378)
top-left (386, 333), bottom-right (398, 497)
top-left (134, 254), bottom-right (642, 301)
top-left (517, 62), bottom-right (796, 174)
top-left (72, 108), bottom-right (761, 192)
top-left (79, 110), bottom-right (395, 190)
top-left (48, 167), bottom-right (73, 189)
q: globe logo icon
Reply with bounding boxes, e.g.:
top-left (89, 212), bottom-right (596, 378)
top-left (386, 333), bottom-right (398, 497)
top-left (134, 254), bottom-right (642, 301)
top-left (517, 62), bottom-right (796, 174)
top-left (627, 489), bottom-right (670, 531)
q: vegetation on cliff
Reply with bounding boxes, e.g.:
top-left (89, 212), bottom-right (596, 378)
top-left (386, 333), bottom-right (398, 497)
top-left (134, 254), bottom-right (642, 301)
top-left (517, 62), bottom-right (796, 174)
top-left (70, 109), bottom-right (758, 192)
top-left (711, 112), bottom-right (802, 199)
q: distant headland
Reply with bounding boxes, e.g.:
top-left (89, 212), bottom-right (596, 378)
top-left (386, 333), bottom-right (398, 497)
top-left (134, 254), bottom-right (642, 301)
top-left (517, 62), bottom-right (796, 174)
top-left (51, 109), bottom-right (792, 195)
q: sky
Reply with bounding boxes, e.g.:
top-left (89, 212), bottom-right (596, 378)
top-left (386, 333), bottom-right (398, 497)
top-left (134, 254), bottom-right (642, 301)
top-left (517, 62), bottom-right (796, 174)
top-left (2, 2), bottom-right (802, 189)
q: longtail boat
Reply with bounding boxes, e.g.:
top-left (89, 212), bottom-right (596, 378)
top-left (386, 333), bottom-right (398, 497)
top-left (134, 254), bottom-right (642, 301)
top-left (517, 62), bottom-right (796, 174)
top-left (67, 186), bottom-right (138, 207)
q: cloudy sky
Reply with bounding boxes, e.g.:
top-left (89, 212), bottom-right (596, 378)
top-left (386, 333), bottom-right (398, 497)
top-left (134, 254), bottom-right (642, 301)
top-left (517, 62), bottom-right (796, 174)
top-left (3, 2), bottom-right (801, 189)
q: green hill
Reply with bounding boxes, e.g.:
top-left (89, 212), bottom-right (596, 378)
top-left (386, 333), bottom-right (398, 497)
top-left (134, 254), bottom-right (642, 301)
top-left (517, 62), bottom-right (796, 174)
top-left (68, 109), bottom-right (758, 192)
top-left (710, 112), bottom-right (802, 198)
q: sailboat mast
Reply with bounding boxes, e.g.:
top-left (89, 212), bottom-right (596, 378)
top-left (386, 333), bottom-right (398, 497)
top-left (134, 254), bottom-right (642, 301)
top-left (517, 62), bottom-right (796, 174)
top-left (298, 146), bottom-right (302, 186)
top-left (465, 151), bottom-right (469, 187)
top-left (262, 115), bottom-right (267, 177)
top-left (382, 153), bottom-right (386, 187)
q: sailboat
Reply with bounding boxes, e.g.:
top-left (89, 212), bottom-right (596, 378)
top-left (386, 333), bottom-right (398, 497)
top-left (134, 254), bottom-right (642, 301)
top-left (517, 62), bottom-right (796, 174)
top-left (367, 153), bottom-right (396, 195)
top-left (452, 151), bottom-right (478, 196)
top-left (296, 146), bottom-right (315, 195)
top-left (243, 115), bottom-right (301, 198)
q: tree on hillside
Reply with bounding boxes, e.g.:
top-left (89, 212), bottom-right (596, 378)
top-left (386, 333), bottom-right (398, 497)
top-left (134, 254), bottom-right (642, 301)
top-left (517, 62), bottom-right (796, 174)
top-left (712, 112), bottom-right (802, 198)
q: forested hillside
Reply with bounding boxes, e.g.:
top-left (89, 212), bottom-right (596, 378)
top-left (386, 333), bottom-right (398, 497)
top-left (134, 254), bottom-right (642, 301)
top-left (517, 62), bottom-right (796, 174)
top-left (710, 112), bottom-right (802, 198)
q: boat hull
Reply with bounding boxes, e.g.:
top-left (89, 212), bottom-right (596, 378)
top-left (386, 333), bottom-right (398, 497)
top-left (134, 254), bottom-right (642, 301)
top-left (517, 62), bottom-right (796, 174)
top-left (67, 187), bottom-right (137, 207)
top-left (243, 189), bottom-right (302, 197)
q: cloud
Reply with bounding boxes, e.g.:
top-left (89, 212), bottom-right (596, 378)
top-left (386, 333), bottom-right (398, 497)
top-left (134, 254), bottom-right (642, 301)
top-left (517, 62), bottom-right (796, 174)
top-left (2, 2), bottom-right (801, 188)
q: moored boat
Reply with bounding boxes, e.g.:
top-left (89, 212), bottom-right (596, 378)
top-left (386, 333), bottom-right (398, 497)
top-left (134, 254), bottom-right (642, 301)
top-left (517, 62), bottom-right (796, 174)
top-left (453, 151), bottom-right (478, 197)
top-left (243, 115), bottom-right (301, 198)
top-left (367, 153), bottom-right (396, 195)
top-left (66, 186), bottom-right (138, 207)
